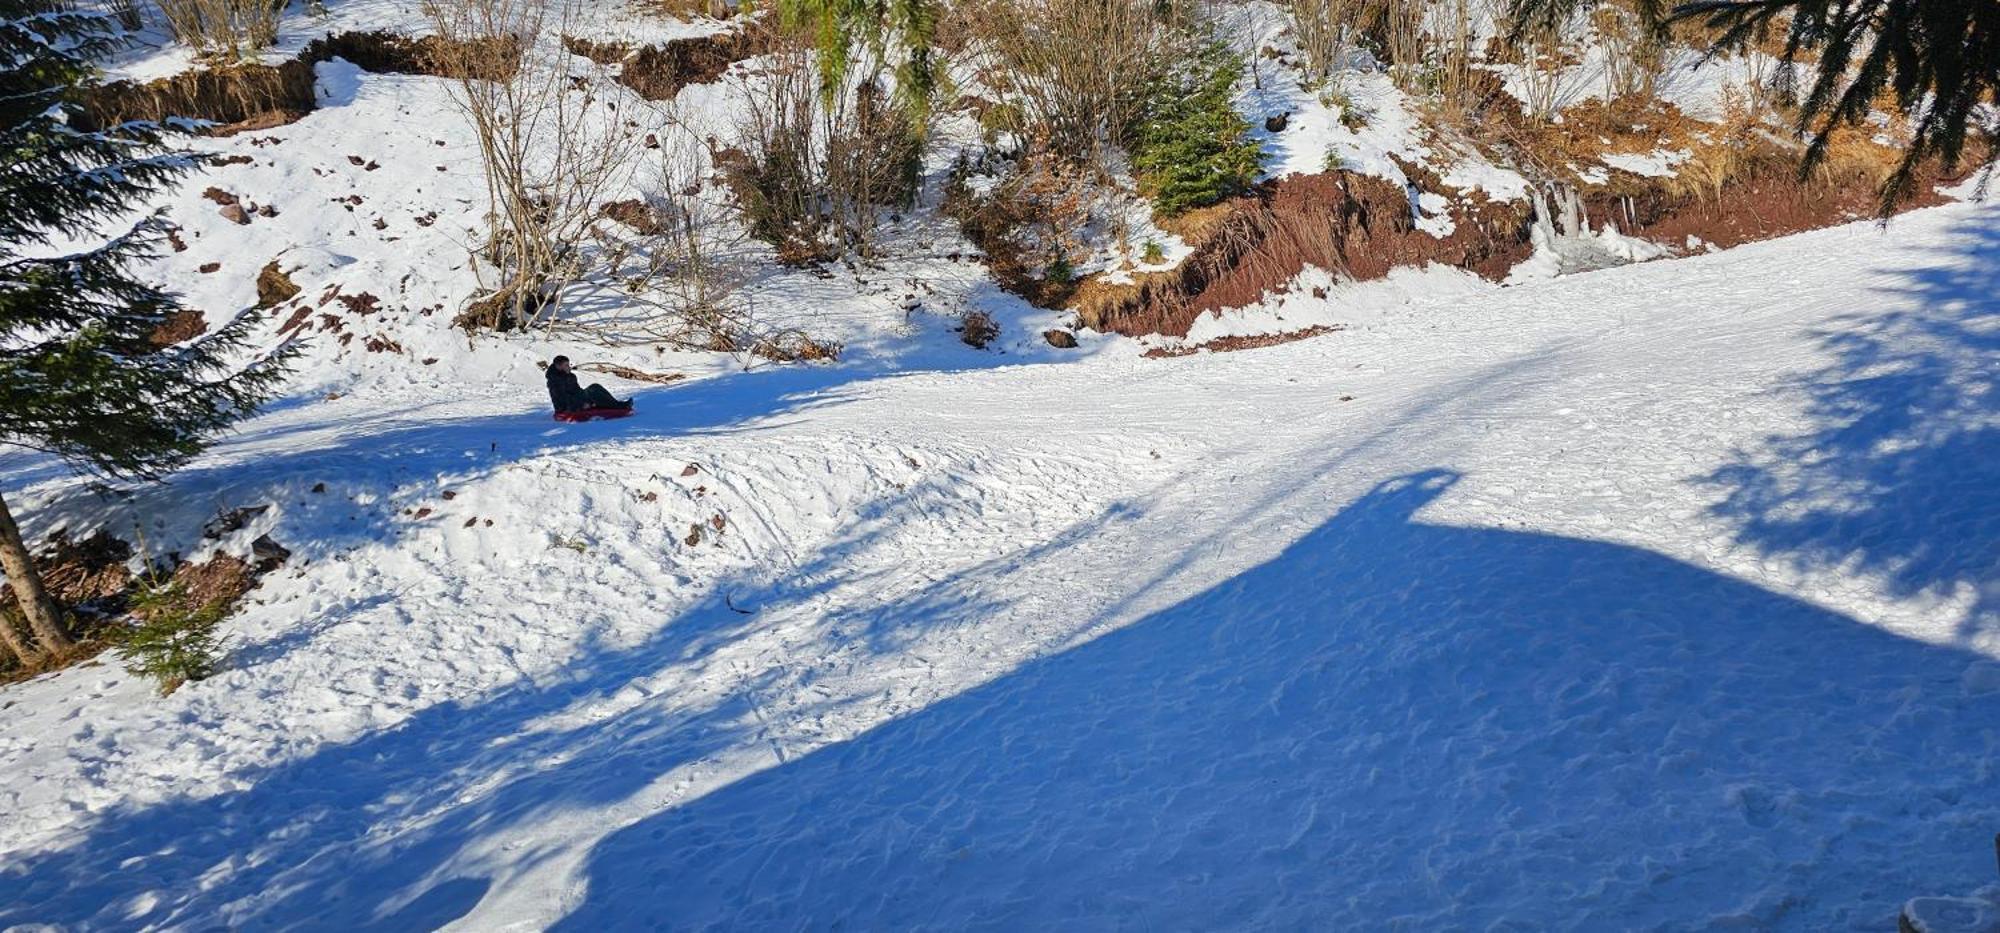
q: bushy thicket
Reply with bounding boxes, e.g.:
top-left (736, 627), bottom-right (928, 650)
top-left (726, 51), bottom-right (924, 263)
top-left (966, 0), bottom-right (1191, 161)
top-left (1130, 43), bottom-right (1262, 216)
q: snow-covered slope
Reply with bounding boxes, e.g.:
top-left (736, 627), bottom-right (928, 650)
top-left (1, 195), bottom-right (1993, 928)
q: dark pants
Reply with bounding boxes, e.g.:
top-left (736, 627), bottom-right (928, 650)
top-left (581, 384), bottom-right (626, 409)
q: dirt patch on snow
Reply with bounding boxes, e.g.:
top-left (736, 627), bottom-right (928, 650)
top-left (149, 309), bottom-right (209, 346)
top-left (562, 26), bottom-right (769, 101)
top-left (79, 31), bottom-right (521, 133)
top-left (1143, 324), bottom-right (1347, 357)
top-left (1078, 172), bottom-right (1530, 338)
top-left (1077, 153), bottom-right (1958, 340)
top-left (256, 260), bottom-right (302, 308)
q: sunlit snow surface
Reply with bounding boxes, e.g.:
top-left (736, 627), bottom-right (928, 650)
top-left (1, 196), bottom-right (1994, 929)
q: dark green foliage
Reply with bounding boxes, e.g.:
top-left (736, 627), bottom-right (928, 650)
top-left (1, 0), bottom-right (289, 479)
top-left (1510, 0), bottom-right (2000, 211)
top-left (1130, 43), bottom-right (1262, 217)
top-left (117, 577), bottom-right (226, 695)
top-left (1045, 253), bottom-right (1073, 285)
top-left (1682, 0), bottom-right (1998, 209)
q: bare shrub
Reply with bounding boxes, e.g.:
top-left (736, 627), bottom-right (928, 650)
top-left (943, 150), bottom-right (1110, 305)
top-left (156, 0), bottom-right (281, 61)
top-left (1593, 0), bottom-right (1665, 102)
top-left (1360, 0), bottom-right (1425, 89)
top-left (1506, 17), bottom-right (1590, 119)
top-left (1426, 0), bottom-right (1489, 119)
top-left (424, 0), bottom-right (641, 330)
top-left (958, 309), bottom-right (998, 347)
top-left (565, 137), bottom-right (756, 349)
top-left (718, 40), bottom-right (924, 263)
top-left (1286, 0), bottom-right (1363, 91)
top-left (965, 0), bottom-right (1191, 163)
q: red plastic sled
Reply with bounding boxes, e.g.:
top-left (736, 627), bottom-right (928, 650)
top-left (553, 407), bottom-right (635, 423)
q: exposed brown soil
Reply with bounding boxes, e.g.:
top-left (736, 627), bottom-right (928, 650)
top-left (1142, 324), bottom-right (1346, 357)
top-left (23, 531), bottom-right (135, 610)
top-left (164, 553), bottom-right (259, 619)
top-left (1076, 153), bottom-right (1956, 340)
top-left (78, 31), bottom-right (521, 133)
top-left (1079, 171), bottom-right (1530, 338)
top-left (303, 30), bottom-right (519, 81)
top-left (82, 60), bottom-right (316, 134)
top-left (562, 26), bottom-right (769, 102)
top-left (1578, 161), bottom-right (1951, 251)
top-left (256, 260), bottom-right (301, 308)
top-left (149, 309), bottom-right (209, 346)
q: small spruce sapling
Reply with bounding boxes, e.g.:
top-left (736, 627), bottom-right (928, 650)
top-left (1045, 254), bottom-right (1075, 285)
top-left (118, 576), bottom-right (227, 695)
top-left (1130, 42), bottom-right (1263, 217)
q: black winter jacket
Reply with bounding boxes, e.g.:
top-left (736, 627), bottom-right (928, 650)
top-left (547, 367), bottom-right (587, 412)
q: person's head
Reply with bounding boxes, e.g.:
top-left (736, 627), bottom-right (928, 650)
top-left (551, 355), bottom-right (570, 373)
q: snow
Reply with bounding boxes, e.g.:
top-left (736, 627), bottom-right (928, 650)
top-left (1603, 147), bottom-right (1692, 178)
top-left (1180, 263), bottom-right (1490, 346)
top-left (1221, 1), bottom-right (1530, 203)
top-left (2, 195), bottom-right (1995, 929)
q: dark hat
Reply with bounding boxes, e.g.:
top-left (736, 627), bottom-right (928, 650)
top-left (551, 355), bottom-right (570, 366)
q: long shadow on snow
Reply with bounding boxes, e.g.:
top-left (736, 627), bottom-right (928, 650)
top-left (0, 466), bottom-right (1141, 929)
top-left (554, 469), bottom-right (2000, 931)
top-left (0, 590), bottom-right (808, 929)
top-left (1705, 206), bottom-right (2000, 638)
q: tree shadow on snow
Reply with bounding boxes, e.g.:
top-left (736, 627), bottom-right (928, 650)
top-left (4, 469), bottom-right (1997, 928)
top-left (0, 466), bottom-right (1146, 930)
top-left (0, 588), bottom-right (797, 929)
top-left (1705, 206), bottom-right (2000, 639)
top-left (545, 469), bottom-right (2000, 930)
top-left (537, 468), bottom-right (2000, 930)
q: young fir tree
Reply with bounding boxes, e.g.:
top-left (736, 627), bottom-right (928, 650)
top-left (0, 0), bottom-right (288, 665)
top-left (1131, 43), bottom-right (1262, 217)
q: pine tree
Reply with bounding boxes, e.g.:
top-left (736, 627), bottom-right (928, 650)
top-left (0, 0), bottom-right (288, 665)
top-left (1680, 0), bottom-right (1998, 211)
top-left (1510, 0), bottom-right (1999, 212)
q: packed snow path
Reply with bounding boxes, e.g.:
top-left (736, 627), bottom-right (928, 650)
top-left (1, 204), bottom-right (1996, 930)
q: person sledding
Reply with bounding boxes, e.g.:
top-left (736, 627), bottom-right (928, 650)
top-left (545, 355), bottom-right (633, 421)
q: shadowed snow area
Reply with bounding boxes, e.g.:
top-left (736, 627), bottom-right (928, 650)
top-left (0, 204), bottom-right (1995, 930)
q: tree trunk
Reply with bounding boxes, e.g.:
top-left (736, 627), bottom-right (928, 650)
top-left (0, 603), bottom-right (34, 666)
top-left (0, 489), bottom-right (70, 654)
